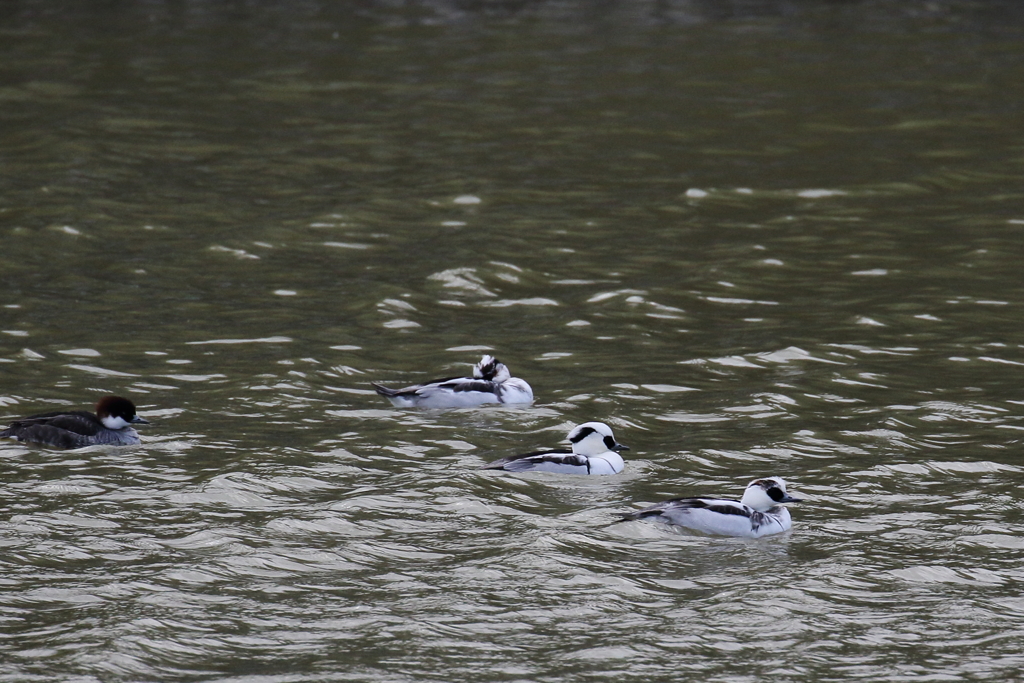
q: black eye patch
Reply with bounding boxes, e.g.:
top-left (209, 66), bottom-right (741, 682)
top-left (603, 435), bottom-right (616, 450)
top-left (569, 426), bottom-right (597, 443)
top-left (766, 486), bottom-right (785, 502)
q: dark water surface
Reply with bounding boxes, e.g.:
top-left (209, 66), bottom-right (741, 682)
top-left (3, 1), bottom-right (1024, 681)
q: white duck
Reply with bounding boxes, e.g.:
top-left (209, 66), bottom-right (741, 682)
top-left (619, 477), bottom-right (801, 537)
top-left (372, 355), bottom-right (533, 408)
top-left (482, 422), bottom-right (629, 475)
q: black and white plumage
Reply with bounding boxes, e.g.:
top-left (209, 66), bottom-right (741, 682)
top-left (482, 422), bottom-right (629, 475)
top-left (620, 477), bottom-right (801, 538)
top-left (372, 355), bottom-right (533, 408)
top-left (0, 395), bottom-right (149, 449)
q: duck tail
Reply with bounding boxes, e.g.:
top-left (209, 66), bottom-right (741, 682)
top-left (371, 382), bottom-right (400, 397)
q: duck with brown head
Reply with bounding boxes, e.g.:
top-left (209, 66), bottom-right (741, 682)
top-left (0, 395), bottom-right (149, 449)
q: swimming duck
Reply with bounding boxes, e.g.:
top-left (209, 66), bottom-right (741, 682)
top-left (0, 395), bottom-right (149, 449)
top-left (372, 355), bottom-right (533, 408)
top-left (482, 422), bottom-right (629, 474)
top-left (619, 477), bottom-right (800, 537)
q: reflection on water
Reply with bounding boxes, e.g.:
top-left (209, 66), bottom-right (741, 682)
top-left (4, 0), bottom-right (1024, 681)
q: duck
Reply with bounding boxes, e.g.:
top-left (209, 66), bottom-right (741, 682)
top-left (372, 354), bottom-right (533, 408)
top-left (0, 395), bottom-right (149, 449)
top-left (618, 477), bottom-right (801, 537)
top-left (482, 422), bottom-right (629, 474)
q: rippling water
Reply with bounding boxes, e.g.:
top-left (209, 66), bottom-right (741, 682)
top-left (4, 1), bottom-right (1024, 681)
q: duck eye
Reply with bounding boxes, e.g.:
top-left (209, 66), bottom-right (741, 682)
top-left (766, 486), bottom-right (785, 502)
top-left (604, 435), bottom-right (616, 450)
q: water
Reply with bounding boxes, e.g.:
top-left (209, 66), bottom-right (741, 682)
top-left (3, 1), bottom-right (1024, 680)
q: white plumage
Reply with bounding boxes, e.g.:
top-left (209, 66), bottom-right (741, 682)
top-left (372, 355), bottom-right (533, 409)
top-left (482, 422), bottom-right (629, 475)
top-left (621, 477), bottom-right (801, 537)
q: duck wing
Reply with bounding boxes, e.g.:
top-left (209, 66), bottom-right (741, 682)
top-left (3, 411), bottom-right (103, 436)
top-left (482, 448), bottom-right (580, 471)
top-left (621, 496), bottom-right (785, 537)
top-left (372, 374), bottom-right (463, 397)
top-left (0, 411), bottom-right (103, 449)
top-left (433, 378), bottom-right (500, 395)
top-left (620, 496), bottom-right (749, 520)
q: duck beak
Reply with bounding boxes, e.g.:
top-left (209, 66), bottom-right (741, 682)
top-left (131, 416), bottom-right (150, 425)
top-left (780, 495), bottom-right (801, 503)
top-left (613, 443), bottom-right (630, 452)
